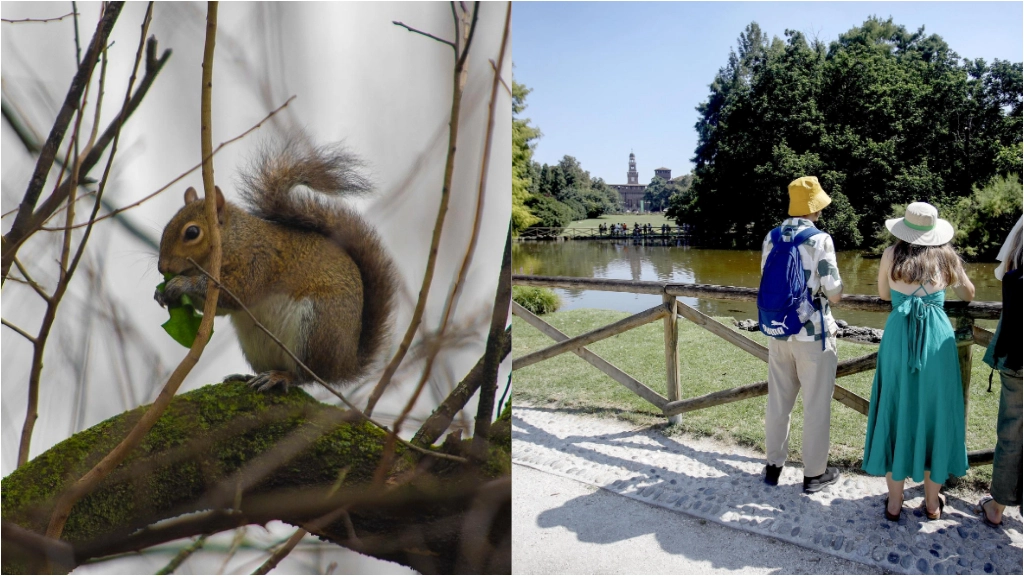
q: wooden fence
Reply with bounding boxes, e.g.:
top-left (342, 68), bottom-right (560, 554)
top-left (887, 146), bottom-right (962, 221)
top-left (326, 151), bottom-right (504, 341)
top-left (517, 226), bottom-right (693, 242)
top-left (511, 274), bottom-right (1003, 466)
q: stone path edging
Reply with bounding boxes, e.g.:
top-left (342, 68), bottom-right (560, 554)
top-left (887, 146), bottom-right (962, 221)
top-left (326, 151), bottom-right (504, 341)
top-left (513, 406), bottom-right (1023, 575)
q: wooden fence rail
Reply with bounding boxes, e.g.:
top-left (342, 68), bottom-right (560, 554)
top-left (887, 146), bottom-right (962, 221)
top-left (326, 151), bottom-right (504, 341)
top-left (511, 274), bottom-right (1002, 466)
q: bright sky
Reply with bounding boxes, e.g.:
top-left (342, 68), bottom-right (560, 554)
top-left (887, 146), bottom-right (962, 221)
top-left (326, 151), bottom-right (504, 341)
top-left (513, 1), bottom-right (1024, 186)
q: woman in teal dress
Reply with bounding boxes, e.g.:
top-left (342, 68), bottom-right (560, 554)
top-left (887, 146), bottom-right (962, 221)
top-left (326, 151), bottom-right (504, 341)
top-left (862, 202), bottom-right (976, 521)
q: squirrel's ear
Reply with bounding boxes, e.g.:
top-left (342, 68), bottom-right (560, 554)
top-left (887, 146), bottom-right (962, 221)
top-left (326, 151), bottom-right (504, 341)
top-left (215, 186), bottom-right (226, 223)
top-left (184, 187), bottom-right (199, 205)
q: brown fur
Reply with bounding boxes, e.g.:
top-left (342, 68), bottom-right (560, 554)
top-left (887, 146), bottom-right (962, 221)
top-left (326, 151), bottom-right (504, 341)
top-left (157, 140), bottom-right (397, 387)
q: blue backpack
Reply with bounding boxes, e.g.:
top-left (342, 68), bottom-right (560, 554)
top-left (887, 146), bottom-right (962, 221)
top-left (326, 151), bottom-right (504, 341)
top-left (757, 226), bottom-right (823, 342)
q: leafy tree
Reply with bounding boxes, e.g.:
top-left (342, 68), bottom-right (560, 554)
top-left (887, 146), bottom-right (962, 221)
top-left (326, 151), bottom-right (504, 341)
top-left (524, 194), bottom-right (573, 231)
top-left (513, 79), bottom-right (541, 235)
top-left (690, 17), bottom-right (1022, 250)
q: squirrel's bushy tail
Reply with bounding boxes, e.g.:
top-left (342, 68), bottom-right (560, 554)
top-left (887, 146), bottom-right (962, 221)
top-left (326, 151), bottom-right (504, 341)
top-left (240, 138), bottom-right (397, 377)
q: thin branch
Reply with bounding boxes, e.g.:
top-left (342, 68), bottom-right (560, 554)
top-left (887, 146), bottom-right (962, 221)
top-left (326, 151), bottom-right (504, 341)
top-left (185, 258), bottom-right (468, 465)
top-left (456, 2), bottom-right (480, 70)
top-left (441, 0), bottom-right (509, 333)
top-left (154, 535), bottom-right (206, 575)
top-left (412, 326), bottom-right (510, 447)
top-left (39, 96), bottom-right (296, 232)
top-left (470, 223), bottom-right (512, 461)
top-left (251, 529), bottom-right (306, 575)
top-left (490, 59), bottom-right (511, 97)
top-left (72, 3), bottom-right (82, 65)
top-left (391, 21), bottom-right (455, 52)
top-left (44, 1), bottom-right (220, 540)
top-left (2, 34), bottom-right (173, 267)
top-left (1, 2), bottom-right (124, 284)
top-left (12, 256), bottom-right (52, 302)
top-left (1, 520), bottom-right (75, 574)
top-left (364, 4), bottom-right (478, 417)
top-left (16, 6), bottom-right (101, 466)
top-left (2, 11), bottom-right (77, 24)
top-left (2, 318), bottom-right (37, 343)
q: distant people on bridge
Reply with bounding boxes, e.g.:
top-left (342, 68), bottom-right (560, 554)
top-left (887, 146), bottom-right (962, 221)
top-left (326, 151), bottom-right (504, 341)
top-left (862, 202), bottom-right (975, 522)
top-left (978, 215), bottom-right (1021, 528)
top-left (759, 176), bottom-right (844, 494)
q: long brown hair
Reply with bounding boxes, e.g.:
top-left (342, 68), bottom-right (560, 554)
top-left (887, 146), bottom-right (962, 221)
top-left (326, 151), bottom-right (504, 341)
top-left (890, 240), bottom-right (969, 287)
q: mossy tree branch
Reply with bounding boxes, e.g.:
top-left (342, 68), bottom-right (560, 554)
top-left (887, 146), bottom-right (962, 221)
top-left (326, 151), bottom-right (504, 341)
top-left (1, 382), bottom-right (511, 574)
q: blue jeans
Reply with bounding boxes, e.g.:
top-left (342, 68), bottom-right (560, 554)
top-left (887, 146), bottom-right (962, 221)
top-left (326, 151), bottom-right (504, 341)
top-left (992, 368), bottom-right (1023, 507)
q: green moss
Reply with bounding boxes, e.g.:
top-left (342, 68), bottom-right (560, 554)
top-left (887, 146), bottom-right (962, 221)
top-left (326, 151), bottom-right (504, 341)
top-left (1, 382), bottom-right (391, 555)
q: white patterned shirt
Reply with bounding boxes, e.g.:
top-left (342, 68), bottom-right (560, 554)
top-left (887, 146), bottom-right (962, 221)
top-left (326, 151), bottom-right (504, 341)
top-left (760, 218), bottom-right (844, 341)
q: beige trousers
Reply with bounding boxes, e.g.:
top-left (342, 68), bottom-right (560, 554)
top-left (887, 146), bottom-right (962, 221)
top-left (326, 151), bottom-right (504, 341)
top-left (765, 335), bottom-right (838, 477)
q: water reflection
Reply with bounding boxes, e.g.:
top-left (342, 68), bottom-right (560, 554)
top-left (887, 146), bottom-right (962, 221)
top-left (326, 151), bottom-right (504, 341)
top-left (512, 241), bottom-right (1001, 329)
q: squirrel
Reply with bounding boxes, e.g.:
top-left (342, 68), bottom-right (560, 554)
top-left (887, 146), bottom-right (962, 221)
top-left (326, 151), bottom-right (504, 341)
top-left (154, 140), bottom-right (398, 391)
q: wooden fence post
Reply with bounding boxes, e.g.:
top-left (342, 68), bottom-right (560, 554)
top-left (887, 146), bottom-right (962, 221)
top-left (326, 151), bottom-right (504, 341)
top-left (955, 315), bottom-right (975, 431)
top-left (663, 294), bottom-right (681, 425)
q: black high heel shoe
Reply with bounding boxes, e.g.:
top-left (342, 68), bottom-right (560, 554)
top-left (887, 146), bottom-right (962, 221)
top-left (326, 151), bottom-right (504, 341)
top-left (884, 496), bottom-right (903, 522)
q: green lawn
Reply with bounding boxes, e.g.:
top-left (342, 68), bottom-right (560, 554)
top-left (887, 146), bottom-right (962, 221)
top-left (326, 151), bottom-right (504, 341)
top-left (570, 213), bottom-right (675, 228)
top-left (512, 308), bottom-right (1000, 489)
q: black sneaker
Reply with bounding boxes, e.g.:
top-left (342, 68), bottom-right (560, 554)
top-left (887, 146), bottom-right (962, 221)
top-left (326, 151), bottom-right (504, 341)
top-left (803, 466), bottom-right (840, 493)
top-left (764, 464), bottom-right (783, 486)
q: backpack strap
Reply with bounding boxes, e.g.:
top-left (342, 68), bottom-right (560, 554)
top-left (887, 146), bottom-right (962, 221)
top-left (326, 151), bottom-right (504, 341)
top-left (791, 226), bottom-right (820, 246)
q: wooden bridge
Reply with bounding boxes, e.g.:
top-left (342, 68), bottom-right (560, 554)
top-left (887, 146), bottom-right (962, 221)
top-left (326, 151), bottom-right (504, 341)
top-left (517, 225), bottom-right (694, 242)
top-left (511, 274), bottom-right (1003, 467)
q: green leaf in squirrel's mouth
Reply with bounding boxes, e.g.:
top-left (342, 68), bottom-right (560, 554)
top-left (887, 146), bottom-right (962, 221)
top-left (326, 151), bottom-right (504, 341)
top-left (156, 272), bottom-right (211, 348)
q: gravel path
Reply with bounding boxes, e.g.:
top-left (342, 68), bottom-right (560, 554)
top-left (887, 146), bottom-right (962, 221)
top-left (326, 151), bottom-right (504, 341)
top-left (512, 405), bottom-right (1023, 575)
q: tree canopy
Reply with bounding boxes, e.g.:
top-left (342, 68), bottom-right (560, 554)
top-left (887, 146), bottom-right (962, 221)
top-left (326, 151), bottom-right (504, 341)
top-left (687, 17), bottom-right (1023, 253)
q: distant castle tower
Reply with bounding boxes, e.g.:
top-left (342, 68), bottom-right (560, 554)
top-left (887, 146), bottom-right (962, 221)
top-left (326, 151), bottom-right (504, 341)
top-left (611, 151), bottom-right (649, 211)
top-left (654, 167), bottom-right (672, 180)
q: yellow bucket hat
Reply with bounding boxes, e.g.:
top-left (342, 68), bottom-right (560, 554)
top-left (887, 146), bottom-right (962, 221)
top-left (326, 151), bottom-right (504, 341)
top-left (787, 176), bottom-right (831, 216)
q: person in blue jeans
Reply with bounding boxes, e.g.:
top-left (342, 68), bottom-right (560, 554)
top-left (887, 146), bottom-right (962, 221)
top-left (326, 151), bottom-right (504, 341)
top-left (978, 216), bottom-right (1023, 527)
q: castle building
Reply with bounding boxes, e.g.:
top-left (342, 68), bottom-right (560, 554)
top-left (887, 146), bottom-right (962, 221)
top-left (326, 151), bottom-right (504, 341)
top-left (610, 152), bottom-right (672, 211)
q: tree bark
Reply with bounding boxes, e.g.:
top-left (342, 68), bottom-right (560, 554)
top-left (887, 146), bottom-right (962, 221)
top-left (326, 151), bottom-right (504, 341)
top-left (1, 382), bottom-right (510, 574)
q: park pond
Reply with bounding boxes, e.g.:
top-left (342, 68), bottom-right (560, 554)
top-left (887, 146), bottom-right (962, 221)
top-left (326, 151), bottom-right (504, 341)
top-left (512, 241), bottom-right (1003, 329)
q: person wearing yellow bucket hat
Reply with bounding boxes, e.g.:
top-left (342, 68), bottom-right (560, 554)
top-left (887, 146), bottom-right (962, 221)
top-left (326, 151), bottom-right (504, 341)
top-left (863, 201), bottom-right (975, 521)
top-left (758, 176), bottom-right (844, 493)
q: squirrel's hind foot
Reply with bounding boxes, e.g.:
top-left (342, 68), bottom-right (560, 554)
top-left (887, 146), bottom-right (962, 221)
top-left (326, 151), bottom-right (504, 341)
top-left (223, 373), bottom-right (255, 383)
top-left (247, 370), bottom-right (296, 392)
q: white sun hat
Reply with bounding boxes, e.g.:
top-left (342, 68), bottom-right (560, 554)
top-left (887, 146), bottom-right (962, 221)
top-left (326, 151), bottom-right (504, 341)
top-left (885, 202), bottom-right (955, 246)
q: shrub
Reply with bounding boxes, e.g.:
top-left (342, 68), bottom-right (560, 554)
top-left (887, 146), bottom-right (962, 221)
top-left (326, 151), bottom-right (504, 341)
top-left (870, 174), bottom-right (1023, 260)
top-left (512, 286), bottom-right (561, 315)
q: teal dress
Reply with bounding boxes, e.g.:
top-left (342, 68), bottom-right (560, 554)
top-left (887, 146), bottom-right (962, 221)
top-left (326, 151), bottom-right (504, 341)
top-left (862, 287), bottom-right (968, 482)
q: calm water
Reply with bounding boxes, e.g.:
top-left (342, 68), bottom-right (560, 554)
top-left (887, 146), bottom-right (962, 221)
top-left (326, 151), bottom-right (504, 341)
top-left (512, 241), bottom-right (1001, 329)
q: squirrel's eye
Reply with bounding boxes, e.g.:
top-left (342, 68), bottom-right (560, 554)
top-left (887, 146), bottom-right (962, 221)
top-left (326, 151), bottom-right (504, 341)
top-left (184, 226), bottom-right (201, 241)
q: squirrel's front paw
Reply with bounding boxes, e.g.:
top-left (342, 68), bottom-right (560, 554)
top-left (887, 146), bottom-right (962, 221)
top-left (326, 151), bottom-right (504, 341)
top-left (157, 276), bottom-right (190, 307)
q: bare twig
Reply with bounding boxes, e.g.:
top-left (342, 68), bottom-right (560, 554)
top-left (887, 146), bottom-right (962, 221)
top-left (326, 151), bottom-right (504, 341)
top-left (154, 535), bottom-right (207, 575)
top-left (2, 34), bottom-right (173, 263)
top-left (19, 1), bottom-right (150, 470)
top-left (440, 1), bottom-right (509, 332)
top-left (2, 11), bottom-right (77, 24)
top-left (2, 318), bottom-right (37, 343)
top-left (391, 21), bottom-right (455, 52)
top-left (12, 256), bottom-right (52, 302)
top-left (1, 520), bottom-right (75, 574)
top-left (44, 1), bottom-right (221, 540)
top-left (251, 529), bottom-right (306, 575)
top-left (412, 326), bottom-right (510, 447)
top-left (39, 96), bottom-right (296, 232)
top-left (470, 223), bottom-right (511, 460)
top-left (1, 2), bottom-right (124, 284)
top-left (72, 3), bottom-right (82, 65)
top-left (364, 3), bottom-right (476, 417)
